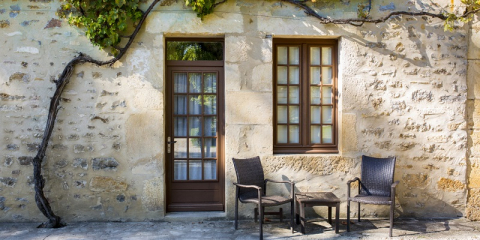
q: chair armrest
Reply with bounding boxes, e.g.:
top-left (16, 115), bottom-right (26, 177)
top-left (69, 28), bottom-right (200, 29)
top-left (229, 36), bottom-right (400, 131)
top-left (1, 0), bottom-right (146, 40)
top-left (264, 179), bottom-right (295, 199)
top-left (265, 179), bottom-right (293, 184)
top-left (233, 182), bottom-right (262, 190)
top-left (391, 181), bottom-right (399, 201)
top-left (347, 177), bottom-right (360, 199)
top-left (391, 181), bottom-right (399, 188)
top-left (347, 177), bottom-right (360, 186)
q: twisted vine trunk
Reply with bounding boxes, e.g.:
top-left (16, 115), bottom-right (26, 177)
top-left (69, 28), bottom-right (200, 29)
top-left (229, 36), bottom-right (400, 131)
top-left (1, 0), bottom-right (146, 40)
top-left (33, 0), bottom-right (161, 228)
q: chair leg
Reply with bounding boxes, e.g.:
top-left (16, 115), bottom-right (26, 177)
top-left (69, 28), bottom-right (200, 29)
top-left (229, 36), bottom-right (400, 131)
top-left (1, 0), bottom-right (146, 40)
top-left (259, 205), bottom-right (264, 240)
top-left (347, 200), bottom-right (350, 232)
top-left (235, 198), bottom-right (239, 230)
top-left (357, 202), bottom-right (361, 222)
top-left (390, 201), bottom-right (394, 237)
top-left (254, 208), bottom-right (258, 223)
top-left (290, 200), bottom-right (294, 233)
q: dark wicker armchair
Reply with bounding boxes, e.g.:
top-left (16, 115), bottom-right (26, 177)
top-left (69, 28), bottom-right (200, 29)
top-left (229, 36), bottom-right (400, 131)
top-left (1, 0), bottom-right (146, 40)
top-left (232, 156), bottom-right (294, 240)
top-left (347, 155), bottom-right (399, 237)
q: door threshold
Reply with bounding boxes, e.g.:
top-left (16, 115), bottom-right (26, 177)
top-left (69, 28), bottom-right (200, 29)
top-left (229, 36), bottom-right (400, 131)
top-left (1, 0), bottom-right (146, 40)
top-left (165, 211), bottom-right (227, 222)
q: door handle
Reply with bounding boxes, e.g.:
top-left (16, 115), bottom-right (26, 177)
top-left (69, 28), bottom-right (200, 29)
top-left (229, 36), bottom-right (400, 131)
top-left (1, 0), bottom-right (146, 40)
top-left (167, 137), bottom-right (177, 154)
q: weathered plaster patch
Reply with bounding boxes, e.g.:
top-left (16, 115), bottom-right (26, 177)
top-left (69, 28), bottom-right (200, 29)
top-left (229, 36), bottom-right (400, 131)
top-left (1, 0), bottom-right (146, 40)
top-left (128, 48), bottom-right (151, 77)
top-left (15, 47), bottom-right (39, 54)
top-left (403, 173), bottom-right (430, 189)
top-left (142, 177), bottom-right (163, 211)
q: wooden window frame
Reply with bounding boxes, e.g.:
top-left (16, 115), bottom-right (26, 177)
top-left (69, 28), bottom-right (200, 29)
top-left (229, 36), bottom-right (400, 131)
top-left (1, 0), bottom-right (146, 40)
top-left (273, 39), bottom-right (338, 154)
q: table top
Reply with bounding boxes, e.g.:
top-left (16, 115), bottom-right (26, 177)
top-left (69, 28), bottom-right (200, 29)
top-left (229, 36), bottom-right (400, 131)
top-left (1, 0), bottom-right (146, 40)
top-left (295, 192), bottom-right (340, 204)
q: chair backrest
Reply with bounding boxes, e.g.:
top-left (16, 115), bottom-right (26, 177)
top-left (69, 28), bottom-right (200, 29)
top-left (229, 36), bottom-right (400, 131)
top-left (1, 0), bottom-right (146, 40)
top-left (232, 156), bottom-right (265, 200)
top-left (360, 155), bottom-right (396, 197)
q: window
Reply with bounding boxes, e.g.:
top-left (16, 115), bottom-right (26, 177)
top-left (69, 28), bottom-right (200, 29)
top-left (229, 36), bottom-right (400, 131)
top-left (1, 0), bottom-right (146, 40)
top-left (273, 39), bottom-right (338, 154)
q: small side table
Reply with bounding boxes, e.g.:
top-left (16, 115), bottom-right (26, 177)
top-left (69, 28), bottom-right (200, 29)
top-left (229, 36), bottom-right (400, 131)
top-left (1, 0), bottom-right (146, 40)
top-left (295, 192), bottom-right (340, 234)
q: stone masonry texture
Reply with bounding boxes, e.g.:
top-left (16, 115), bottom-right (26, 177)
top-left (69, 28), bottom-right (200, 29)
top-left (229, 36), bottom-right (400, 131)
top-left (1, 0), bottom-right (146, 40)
top-left (0, 0), bottom-right (478, 223)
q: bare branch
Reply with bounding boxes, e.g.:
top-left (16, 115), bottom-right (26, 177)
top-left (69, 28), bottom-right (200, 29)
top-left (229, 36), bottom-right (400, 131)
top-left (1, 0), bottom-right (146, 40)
top-left (214, 0), bottom-right (227, 8)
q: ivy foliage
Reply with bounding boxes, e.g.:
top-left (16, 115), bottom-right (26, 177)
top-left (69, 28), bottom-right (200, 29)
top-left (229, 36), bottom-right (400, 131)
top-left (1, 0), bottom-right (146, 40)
top-left (444, 0), bottom-right (480, 31)
top-left (185, 0), bottom-right (219, 19)
top-left (58, 0), bottom-right (144, 55)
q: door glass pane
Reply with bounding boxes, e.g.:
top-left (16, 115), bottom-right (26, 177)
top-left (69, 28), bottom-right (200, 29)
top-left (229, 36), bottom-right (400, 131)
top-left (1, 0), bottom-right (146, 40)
top-left (310, 67), bottom-right (320, 85)
top-left (311, 106), bottom-right (321, 124)
top-left (310, 86), bottom-right (321, 104)
top-left (189, 160), bottom-right (202, 180)
top-left (189, 73), bottom-right (202, 93)
top-left (277, 125), bottom-right (288, 143)
top-left (204, 95), bottom-right (216, 115)
top-left (189, 95), bottom-right (202, 115)
top-left (204, 138), bottom-right (217, 158)
top-left (289, 66), bottom-right (299, 84)
top-left (322, 86), bottom-right (332, 104)
top-left (311, 125), bottom-right (321, 144)
top-left (174, 138), bottom-right (187, 158)
top-left (174, 95), bottom-right (187, 115)
top-left (289, 106), bottom-right (299, 123)
top-left (174, 160), bottom-right (187, 180)
top-left (289, 125), bottom-right (299, 143)
top-left (289, 86), bottom-right (299, 104)
top-left (322, 47), bottom-right (332, 65)
top-left (322, 125), bottom-right (333, 143)
top-left (189, 138), bottom-right (202, 158)
top-left (189, 117), bottom-right (202, 136)
top-left (277, 66), bottom-right (287, 84)
top-left (310, 47), bottom-right (320, 65)
top-left (167, 41), bottom-right (223, 61)
top-left (174, 117), bottom-right (187, 136)
top-left (322, 106), bottom-right (333, 124)
top-left (204, 160), bottom-right (217, 180)
top-left (289, 46), bottom-right (299, 65)
top-left (174, 73), bottom-right (187, 93)
top-left (277, 86), bottom-right (287, 104)
top-left (203, 73), bottom-right (217, 93)
top-left (277, 106), bottom-right (287, 124)
top-left (277, 46), bottom-right (287, 64)
top-left (322, 67), bottom-right (332, 84)
top-left (204, 117), bottom-right (217, 136)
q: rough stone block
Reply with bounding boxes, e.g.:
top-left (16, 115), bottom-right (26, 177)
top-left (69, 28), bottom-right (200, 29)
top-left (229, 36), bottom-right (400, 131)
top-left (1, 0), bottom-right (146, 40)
top-left (0, 177), bottom-right (17, 187)
top-left (437, 178), bottom-right (466, 192)
top-left (342, 113), bottom-right (358, 152)
top-left (92, 157), bottom-right (119, 171)
top-left (89, 176), bottom-right (127, 192)
top-left (17, 157), bottom-right (32, 166)
top-left (403, 173), bottom-right (430, 189)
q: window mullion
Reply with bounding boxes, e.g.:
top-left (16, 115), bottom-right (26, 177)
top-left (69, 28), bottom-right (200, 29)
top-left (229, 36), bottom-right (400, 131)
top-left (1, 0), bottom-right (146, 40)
top-left (301, 43), bottom-right (309, 147)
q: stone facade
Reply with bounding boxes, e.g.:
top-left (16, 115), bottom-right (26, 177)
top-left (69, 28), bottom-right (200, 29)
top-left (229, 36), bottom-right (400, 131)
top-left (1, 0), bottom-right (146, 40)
top-left (0, 0), bottom-right (477, 222)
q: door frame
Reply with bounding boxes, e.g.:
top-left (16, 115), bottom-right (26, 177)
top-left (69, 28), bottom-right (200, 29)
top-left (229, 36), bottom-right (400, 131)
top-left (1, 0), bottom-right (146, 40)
top-left (164, 38), bottom-right (225, 212)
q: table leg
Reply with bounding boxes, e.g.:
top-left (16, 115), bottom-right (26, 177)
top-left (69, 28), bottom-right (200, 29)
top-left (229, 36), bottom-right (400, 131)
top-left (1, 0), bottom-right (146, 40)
top-left (300, 203), bottom-right (306, 234)
top-left (295, 200), bottom-right (300, 225)
top-left (328, 206), bottom-right (332, 224)
top-left (335, 203), bottom-right (340, 234)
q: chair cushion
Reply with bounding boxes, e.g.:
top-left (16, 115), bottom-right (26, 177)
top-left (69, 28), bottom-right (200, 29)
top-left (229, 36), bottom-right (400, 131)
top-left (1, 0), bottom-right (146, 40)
top-left (349, 194), bottom-right (391, 205)
top-left (240, 195), bottom-right (292, 207)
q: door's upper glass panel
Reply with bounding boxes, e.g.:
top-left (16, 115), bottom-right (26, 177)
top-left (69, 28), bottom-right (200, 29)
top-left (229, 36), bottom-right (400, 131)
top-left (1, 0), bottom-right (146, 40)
top-left (167, 41), bottom-right (223, 61)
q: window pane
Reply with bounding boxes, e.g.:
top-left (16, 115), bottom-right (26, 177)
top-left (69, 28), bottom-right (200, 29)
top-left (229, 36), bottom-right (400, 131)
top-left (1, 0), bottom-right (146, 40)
top-left (277, 86), bottom-right (288, 104)
top-left (322, 106), bottom-right (333, 124)
top-left (311, 125), bottom-right (321, 144)
top-left (204, 95), bottom-right (216, 115)
top-left (277, 125), bottom-right (288, 143)
top-left (204, 73), bottom-right (217, 93)
top-left (174, 73), bottom-right (187, 93)
top-left (310, 47), bottom-right (320, 65)
top-left (277, 66), bottom-right (288, 84)
top-left (322, 47), bottom-right (332, 65)
top-left (189, 138), bottom-right (202, 158)
top-left (204, 117), bottom-right (217, 136)
top-left (277, 106), bottom-right (288, 124)
top-left (204, 138), bottom-right (217, 158)
top-left (322, 86), bottom-right (333, 104)
top-left (174, 95), bottom-right (187, 115)
top-left (289, 86), bottom-right (299, 104)
top-left (310, 86), bottom-right (321, 104)
top-left (189, 73), bottom-right (202, 93)
top-left (174, 138), bottom-right (187, 158)
top-left (174, 117), bottom-right (187, 137)
top-left (189, 117), bottom-right (202, 136)
top-left (167, 41), bottom-right (223, 61)
top-left (289, 106), bottom-right (299, 123)
top-left (322, 125), bottom-right (333, 143)
top-left (204, 160), bottom-right (217, 180)
top-left (310, 67), bottom-right (320, 85)
top-left (289, 66), bottom-right (299, 84)
top-left (322, 67), bottom-right (333, 84)
top-left (311, 106), bottom-right (321, 124)
top-left (174, 160), bottom-right (187, 180)
top-left (189, 95), bottom-right (202, 115)
top-left (189, 160), bottom-right (202, 180)
top-left (289, 125), bottom-right (299, 143)
top-left (289, 46), bottom-right (299, 65)
top-left (277, 46), bottom-right (287, 64)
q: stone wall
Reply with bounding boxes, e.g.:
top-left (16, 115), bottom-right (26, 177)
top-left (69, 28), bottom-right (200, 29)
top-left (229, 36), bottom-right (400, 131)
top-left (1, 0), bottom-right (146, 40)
top-left (0, 0), bottom-right (473, 222)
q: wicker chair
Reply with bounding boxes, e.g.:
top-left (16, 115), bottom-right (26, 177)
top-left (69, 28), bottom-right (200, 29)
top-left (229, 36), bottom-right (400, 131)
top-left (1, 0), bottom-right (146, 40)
top-left (347, 155), bottom-right (399, 237)
top-left (232, 156), bottom-right (294, 240)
